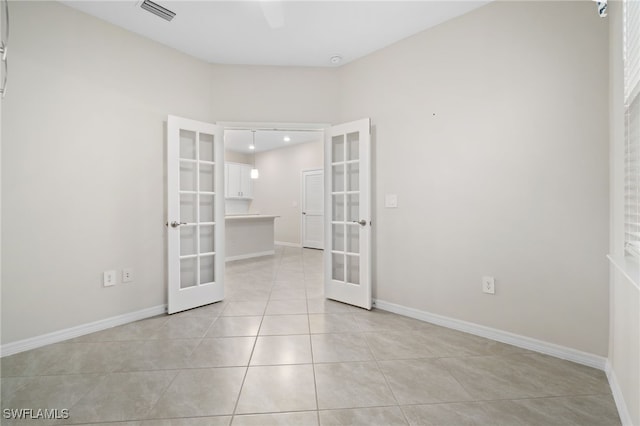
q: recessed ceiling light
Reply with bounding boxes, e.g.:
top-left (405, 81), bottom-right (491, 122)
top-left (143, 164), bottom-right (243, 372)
top-left (249, 144), bottom-right (255, 150)
top-left (330, 55), bottom-right (342, 65)
top-left (283, 136), bottom-right (291, 142)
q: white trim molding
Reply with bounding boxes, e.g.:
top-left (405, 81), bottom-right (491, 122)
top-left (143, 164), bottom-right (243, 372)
top-left (274, 241), bottom-right (302, 248)
top-left (226, 250), bottom-right (275, 262)
top-left (0, 305), bottom-right (167, 357)
top-left (605, 361), bottom-right (634, 426)
top-left (373, 299), bottom-right (608, 370)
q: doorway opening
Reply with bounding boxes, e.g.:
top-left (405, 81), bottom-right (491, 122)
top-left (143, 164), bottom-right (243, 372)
top-left (220, 123), bottom-right (327, 303)
top-left (166, 117), bottom-right (372, 314)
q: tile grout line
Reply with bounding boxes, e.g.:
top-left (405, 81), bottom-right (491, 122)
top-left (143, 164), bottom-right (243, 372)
top-left (303, 249), bottom-right (323, 425)
top-left (229, 244), bottom-right (284, 419)
top-left (360, 325), bottom-right (411, 425)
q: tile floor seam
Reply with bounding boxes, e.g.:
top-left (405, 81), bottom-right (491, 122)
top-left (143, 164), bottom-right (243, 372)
top-left (118, 368), bottom-right (181, 422)
top-left (360, 324), bottom-right (409, 421)
top-left (61, 372), bottom-right (109, 425)
top-left (230, 315), bottom-right (264, 417)
top-left (304, 251), bottom-right (322, 426)
top-left (180, 336), bottom-right (206, 366)
top-left (460, 391), bottom-right (619, 403)
top-left (316, 404), bottom-right (404, 411)
top-left (5, 373), bottom-right (103, 425)
top-left (230, 249), bottom-right (283, 417)
top-left (429, 354), bottom-right (489, 403)
top-left (233, 408), bottom-right (321, 416)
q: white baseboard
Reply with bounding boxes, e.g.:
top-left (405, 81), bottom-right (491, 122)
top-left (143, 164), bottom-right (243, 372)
top-left (0, 305), bottom-right (167, 357)
top-left (274, 241), bottom-right (302, 248)
top-left (226, 250), bottom-right (275, 262)
top-left (373, 298), bottom-right (607, 370)
top-left (605, 361), bottom-right (634, 426)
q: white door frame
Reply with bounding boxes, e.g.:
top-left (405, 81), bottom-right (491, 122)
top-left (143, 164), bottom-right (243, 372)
top-left (218, 121), bottom-right (330, 133)
top-left (301, 168), bottom-right (324, 249)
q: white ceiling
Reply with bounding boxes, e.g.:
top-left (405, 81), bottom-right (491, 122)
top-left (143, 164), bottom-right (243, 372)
top-left (225, 129), bottom-right (323, 154)
top-left (62, 1), bottom-right (490, 67)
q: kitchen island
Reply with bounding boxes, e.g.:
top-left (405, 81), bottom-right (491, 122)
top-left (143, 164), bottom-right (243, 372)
top-left (225, 215), bottom-right (279, 261)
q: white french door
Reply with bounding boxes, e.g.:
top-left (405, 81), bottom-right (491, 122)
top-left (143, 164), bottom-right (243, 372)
top-left (302, 169), bottom-right (324, 249)
top-left (324, 118), bottom-right (372, 310)
top-left (167, 116), bottom-right (225, 314)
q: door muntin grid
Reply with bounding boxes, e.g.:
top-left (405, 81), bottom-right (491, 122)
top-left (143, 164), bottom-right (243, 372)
top-left (331, 131), bottom-right (361, 285)
top-left (179, 130), bottom-right (216, 289)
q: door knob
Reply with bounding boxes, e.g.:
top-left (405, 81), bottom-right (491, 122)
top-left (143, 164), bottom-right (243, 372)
top-left (353, 219), bottom-right (367, 226)
top-left (170, 221), bottom-right (187, 228)
top-left (302, 212), bottom-right (306, 215)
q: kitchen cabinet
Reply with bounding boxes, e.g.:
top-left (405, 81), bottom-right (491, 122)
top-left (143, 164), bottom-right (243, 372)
top-left (225, 162), bottom-right (253, 199)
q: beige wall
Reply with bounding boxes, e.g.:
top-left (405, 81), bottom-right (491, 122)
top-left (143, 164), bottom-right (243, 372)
top-left (224, 150), bottom-right (251, 165)
top-left (251, 141), bottom-right (324, 245)
top-left (338, 1), bottom-right (610, 356)
top-left (1, 1), bottom-right (210, 344)
top-left (210, 64), bottom-right (339, 124)
top-left (1, 1), bottom-right (337, 344)
top-left (607, 2), bottom-right (640, 424)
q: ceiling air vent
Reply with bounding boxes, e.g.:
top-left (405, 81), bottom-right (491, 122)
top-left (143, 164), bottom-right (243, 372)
top-left (140, 0), bottom-right (176, 21)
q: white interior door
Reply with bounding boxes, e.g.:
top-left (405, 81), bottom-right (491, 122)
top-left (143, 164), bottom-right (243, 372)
top-left (302, 169), bottom-right (324, 249)
top-left (324, 118), bottom-right (371, 310)
top-left (167, 115), bottom-right (225, 314)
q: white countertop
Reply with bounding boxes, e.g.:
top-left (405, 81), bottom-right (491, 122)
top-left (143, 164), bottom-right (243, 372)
top-left (225, 214), bottom-right (279, 220)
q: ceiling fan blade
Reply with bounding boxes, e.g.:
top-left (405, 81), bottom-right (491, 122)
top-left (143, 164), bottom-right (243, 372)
top-left (259, 0), bottom-right (285, 29)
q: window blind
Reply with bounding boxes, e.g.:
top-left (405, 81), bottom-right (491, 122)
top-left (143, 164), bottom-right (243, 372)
top-left (624, 0), bottom-right (640, 258)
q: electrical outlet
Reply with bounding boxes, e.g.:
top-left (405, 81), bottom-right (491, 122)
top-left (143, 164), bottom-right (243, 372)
top-left (103, 270), bottom-right (116, 287)
top-left (122, 268), bottom-right (134, 283)
top-left (482, 276), bottom-right (495, 294)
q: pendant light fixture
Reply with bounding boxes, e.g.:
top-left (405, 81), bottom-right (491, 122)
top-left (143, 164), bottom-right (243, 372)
top-left (250, 130), bottom-right (259, 179)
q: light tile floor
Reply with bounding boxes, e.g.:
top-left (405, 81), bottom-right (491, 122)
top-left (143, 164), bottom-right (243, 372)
top-left (1, 247), bottom-right (621, 425)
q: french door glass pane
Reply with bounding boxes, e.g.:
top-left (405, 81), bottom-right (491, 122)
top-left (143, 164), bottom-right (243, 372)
top-left (180, 194), bottom-right (196, 223)
top-left (347, 132), bottom-right (359, 161)
top-left (332, 224), bottom-right (345, 252)
top-left (347, 225), bottom-right (359, 254)
top-left (346, 255), bottom-right (360, 285)
top-left (199, 163), bottom-right (214, 193)
top-left (332, 195), bottom-right (345, 221)
top-left (180, 162), bottom-right (196, 192)
top-left (347, 194), bottom-right (360, 222)
top-left (180, 226), bottom-right (197, 256)
top-left (332, 165), bottom-right (344, 192)
top-left (199, 195), bottom-right (214, 223)
top-left (347, 163), bottom-right (359, 191)
top-left (200, 225), bottom-right (215, 253)
top-left (332, 135), bottom-right (345, 162)
top-left (332, 253), bottom-right (345, 281)
top-left (200, 133), bottom-right (214, 162)
top-left (200, 255), bottom-right (214, 284)
top-left (180, 130), bottom-right (197, 160)
top-left (180, 257), bottom-right (197, 289)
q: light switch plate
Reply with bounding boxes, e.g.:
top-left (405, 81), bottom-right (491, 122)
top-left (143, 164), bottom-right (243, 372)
top-left (385, 194), bottom-right (398, 208)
